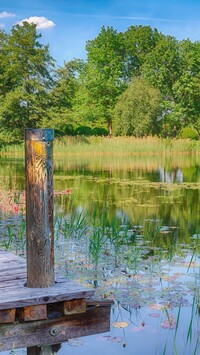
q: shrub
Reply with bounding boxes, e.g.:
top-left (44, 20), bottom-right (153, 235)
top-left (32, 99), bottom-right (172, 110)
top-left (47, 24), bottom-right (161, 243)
top-left (93, 127), bottom-right (109, 136)
top-left (180, 127), bottom-right (199, 140)
top-left (74, 126), bottom-right (94, 136)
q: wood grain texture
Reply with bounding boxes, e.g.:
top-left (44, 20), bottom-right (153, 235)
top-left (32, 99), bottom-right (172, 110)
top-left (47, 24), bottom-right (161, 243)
top-left (0, 306), bottom-right (110, 351)
top-left (25, 129), bottom-right (55, 288)
top-left (20, 304), bottom-right (47, 322)
top-left (0, 309), bottom-right (16, 324)
top-left (0, 249), bottom-right (112, 352)
top-left (0, 250), bottom-right (94, 311)
top-left (64, 298), bottom-right (86, 315)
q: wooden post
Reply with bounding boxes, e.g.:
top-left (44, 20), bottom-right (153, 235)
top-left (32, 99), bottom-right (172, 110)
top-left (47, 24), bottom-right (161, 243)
top-left (27, 344), bottom-right (61, 355)
top-left (25, 129), bottom-right (54, 288)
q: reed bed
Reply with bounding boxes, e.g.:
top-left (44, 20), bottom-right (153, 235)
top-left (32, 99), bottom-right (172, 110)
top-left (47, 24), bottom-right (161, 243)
top-left (1, 136), bottom-right (200, 157)
top-left (54, 136), bottom-right (200, 155)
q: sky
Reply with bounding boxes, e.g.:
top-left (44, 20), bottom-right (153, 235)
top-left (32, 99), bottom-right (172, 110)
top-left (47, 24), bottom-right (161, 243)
top-left (1, 0), bottom-right (200, 66)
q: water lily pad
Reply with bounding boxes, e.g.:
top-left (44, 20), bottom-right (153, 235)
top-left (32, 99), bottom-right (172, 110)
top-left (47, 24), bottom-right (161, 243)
top-left (112, 321), bottom-right (129, 328)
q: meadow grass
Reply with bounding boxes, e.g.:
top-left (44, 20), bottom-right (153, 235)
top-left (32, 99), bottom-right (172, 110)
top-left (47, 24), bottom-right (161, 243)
top-left (1, 136), bottom-right (200, 157)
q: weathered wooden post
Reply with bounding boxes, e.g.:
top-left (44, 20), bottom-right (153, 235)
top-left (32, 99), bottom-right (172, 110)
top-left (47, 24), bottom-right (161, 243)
top-left (27, 344), bottom-right (61, 355)
top-left (25, 129), bottom-right (54, 288)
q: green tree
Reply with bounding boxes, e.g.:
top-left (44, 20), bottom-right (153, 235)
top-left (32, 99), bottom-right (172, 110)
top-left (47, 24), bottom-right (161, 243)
top-left (113, 77), bottom-right (161, 136)
top-left (141, 35), bottom-right (182, 136)
top-left (123, 25), bottom-right (162, 78)
top-left (0, 22), bottom-right (54, 141)
top-left (51, 59), bottom-right (83, 109)
top-left (83, 26), bottom-right (126, 135)
top-left (142, 35), bottom-right (180, 97)
top-left (44, 59), bottom-right (83, 134)
top-left (0, 30), bottom-right (9, 95)
top-left (172, 40), bottom-right (200, 128)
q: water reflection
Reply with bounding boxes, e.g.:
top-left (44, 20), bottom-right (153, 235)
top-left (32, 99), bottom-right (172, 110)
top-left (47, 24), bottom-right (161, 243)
top-left (0, 154), bottom-right (199, 354)
top-left (158, 167), bottom-right (183, 183)
top-left (0, 154), bottom-right (199, 187)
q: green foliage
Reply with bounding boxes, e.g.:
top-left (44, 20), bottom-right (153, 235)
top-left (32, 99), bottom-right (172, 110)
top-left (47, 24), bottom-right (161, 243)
top-left (142, 35), bottom-right (180, 97)
top-left (83, 26), bottom-right (127, 134)
top-left (0, 22), bottom-right (54, 141)
top-left (180, 127), bottom-right (199, 140)
top-left (172, 41), bottom-right (200, 127)
top-left (75, 126), bottom-right (94, 136)
top-left (41, 106), bottom-right (76, 135)
top-left (74, 126), bottom-right (109, 136)
top-left (93, 127), bottom-right (109, 136)
top-left (113, 77), bottom-right (161, 136)
top-left (193, 117), bottom-right (200, 135)
top-left (51, 59), bottom-right (83, 109)
top-left (123, 25), bottom-right (162, 78)
top-left (0, 130), bottom-right (16, 148)
top-left (1, 23), bottom-right (200, 143)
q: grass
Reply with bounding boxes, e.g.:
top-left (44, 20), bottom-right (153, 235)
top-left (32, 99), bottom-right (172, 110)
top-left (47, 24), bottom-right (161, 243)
top-left (54, 136), bottom-right (200, 155)
top-left (1, 136), bottom-right (200, 157)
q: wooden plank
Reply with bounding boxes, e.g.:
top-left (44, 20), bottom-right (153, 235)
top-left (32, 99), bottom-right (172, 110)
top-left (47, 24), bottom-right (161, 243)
top-left (0, 268), bottom-right (26, 276)
top-left (0, 279), bottom-right (25, 289)
top-left (0, 252), bottom-right (26, 263)
top-left (0, 306), bottom-right (111, 351)
top-left (64, 298), bottom-right (86, 315)
top-left (0, 279), bottom-right (94, 310)
top-left (0, 279), bottom-right (26, 287)
top-left (0, 272), bottom-right (26, 281)
top-left (0, 309), bottom-right (16, 324)
top-left (0, 250), bottom-right (94, 310)
top-left (20, 305), bottom-right (47, 322)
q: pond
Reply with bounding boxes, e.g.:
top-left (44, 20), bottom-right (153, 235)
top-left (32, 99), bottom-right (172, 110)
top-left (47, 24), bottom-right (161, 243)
top-left (0, 153), bottom-right (199, 355)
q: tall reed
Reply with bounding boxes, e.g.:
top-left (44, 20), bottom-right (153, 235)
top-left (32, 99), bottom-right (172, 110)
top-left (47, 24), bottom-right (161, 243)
top-left (1, 136), bottom-right (200, 157)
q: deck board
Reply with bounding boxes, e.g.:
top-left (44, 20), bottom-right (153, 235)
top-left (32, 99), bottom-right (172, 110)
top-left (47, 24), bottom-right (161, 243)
top-left (0, 249), bottom-right (94, 310)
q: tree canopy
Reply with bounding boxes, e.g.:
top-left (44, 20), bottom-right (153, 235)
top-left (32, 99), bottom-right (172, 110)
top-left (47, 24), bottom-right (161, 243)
top-left (0, 23), bottom-right (200, 145)
top-left (0, 22), bottom-right (54, 143)
top-left (113, 77), bottom-right (161, 136)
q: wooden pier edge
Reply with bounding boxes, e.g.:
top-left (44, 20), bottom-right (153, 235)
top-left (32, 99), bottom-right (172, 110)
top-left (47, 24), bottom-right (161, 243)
top-left (0, 246), bottom-right (113, 352)
top-left (0, 249), bottom-right (95, 313)
top-left (0, 302), bottom-right (112, 351)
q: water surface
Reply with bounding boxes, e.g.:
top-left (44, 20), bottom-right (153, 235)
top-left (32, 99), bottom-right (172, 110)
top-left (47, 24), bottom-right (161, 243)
top-left (0, 153), bottom-right (199, 355)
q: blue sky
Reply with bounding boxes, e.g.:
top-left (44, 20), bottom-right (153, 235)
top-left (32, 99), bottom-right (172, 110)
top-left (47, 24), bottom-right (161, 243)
top-left (1, 0), bottom-right (200, 66)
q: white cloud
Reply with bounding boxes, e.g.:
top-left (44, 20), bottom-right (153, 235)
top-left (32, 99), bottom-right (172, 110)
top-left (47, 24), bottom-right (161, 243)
top-left (18, 16), bottom-right (55, 29)
top-left (0, 23), bottom-right (5, 28)
top-left (0, 11), bottom-right (15, 19)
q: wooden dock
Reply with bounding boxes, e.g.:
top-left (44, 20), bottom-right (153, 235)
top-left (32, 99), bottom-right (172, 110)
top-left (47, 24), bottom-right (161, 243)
top-left (0, 250), bottom-right (94, 311)
top-left (0, 250), bottom-right (112, 352)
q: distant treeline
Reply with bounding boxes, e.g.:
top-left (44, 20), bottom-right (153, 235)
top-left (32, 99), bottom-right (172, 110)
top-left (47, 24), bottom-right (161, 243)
top-left (0, 22), bottom-right (200, 146)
